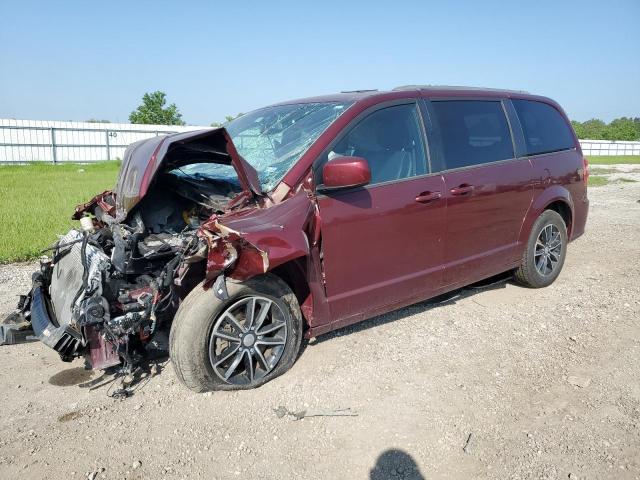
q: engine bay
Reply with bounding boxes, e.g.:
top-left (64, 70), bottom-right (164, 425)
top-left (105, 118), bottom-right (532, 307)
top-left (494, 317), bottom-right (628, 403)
top-left (35, 168), bottom-right (243, 372)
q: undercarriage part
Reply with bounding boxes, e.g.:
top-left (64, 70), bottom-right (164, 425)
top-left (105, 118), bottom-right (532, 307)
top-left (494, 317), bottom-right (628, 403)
top-left (0, 310), bottom-right (36, 345)
top-left (30, 282), bottom-right (84, 361)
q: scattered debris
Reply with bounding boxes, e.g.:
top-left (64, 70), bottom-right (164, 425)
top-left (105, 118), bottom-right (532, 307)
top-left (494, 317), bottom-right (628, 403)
top-left (274, 406), bottom-right (357, 420)
top-left (463, 433), bottom-right (475, 454)
top-left (567, 375), bottom-right (591, 388)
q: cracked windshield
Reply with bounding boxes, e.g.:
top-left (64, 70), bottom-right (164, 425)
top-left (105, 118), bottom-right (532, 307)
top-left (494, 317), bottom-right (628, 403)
top-left (226, 101), bottom-right (353, 191)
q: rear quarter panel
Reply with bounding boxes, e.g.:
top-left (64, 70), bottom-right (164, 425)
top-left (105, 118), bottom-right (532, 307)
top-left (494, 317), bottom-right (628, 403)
top-left (518, 149), bottom-right (588, 245)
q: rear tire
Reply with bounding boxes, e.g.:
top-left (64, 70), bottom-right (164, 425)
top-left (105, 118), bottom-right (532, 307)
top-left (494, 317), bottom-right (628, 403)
top-left (515, 210), bottom-right (568, 288)
top-left (169, 274), bottom-right (303, 392)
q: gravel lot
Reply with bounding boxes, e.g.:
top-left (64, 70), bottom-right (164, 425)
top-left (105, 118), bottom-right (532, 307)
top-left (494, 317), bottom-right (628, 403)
top-left (1, 180), bottom-right (639, 480)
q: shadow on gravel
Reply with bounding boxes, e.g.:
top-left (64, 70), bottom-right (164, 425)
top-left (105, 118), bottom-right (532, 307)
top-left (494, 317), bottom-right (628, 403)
top-left (311, 272), bottom-right (514, 345)
top-left (49, 366), bottom-right (96, 386)
top-left (369, 449), bottom-right (425, 480)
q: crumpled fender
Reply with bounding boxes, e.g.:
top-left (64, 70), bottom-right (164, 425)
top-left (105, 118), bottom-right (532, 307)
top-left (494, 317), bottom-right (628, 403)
top-left (72, 190), bottom-right (117, 221)
top-left (198, 190), bottom-right (319, 284)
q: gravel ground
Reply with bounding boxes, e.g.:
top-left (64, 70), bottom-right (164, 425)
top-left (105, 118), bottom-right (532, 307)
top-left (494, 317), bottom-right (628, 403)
top-left (0, 181), bottom-right (639, 480)
top-left (590, 163), bottom-right (640, 183)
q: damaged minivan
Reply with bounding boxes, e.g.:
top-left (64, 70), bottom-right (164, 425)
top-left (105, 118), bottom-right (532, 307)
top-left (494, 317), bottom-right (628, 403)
top-left (7, 87), bottom-right (589, 392)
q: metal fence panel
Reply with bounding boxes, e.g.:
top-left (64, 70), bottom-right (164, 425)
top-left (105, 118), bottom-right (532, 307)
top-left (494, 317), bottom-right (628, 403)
top-left (580, 139), bottom-right (640, 156)
top-left (0, 119), bottom-right (206, 163)
top-left (1, 119), bottom-right (639, 163)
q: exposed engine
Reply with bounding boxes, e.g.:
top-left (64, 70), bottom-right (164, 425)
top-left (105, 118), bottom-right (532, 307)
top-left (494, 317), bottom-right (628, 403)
top-left (32, 169), bottom-right (240, 371)
top-left (0, 127), bottom-right (305, 393)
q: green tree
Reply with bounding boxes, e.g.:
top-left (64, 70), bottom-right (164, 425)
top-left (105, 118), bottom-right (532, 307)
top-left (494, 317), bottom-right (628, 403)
top-left (571, 117), bottom-right (640, 141)
top-left (571, 120), bottom-right (585, 138)
top-left (210, 112), bottom-right (244, 128)
top-left (604, 117), bottom-right (638, 141)
top-left (129, 91), bottom-right (185, 126)
top-left (582, 119), bottom-right (608, 139)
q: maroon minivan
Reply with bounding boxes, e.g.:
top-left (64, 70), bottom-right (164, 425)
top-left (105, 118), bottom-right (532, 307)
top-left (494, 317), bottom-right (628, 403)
top-left (12, 86), bottom-right (589, 392)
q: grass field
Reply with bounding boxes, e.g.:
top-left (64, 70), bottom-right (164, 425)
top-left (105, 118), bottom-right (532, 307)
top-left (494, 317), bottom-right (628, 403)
top-left (588, 175), bottom-right (610, 187)
top-left (0, 162), bottom-right (119, 263)
top-left (1, 155), bottom-right (639, 263)
top-left (587, 155), bottom-right (640, 165)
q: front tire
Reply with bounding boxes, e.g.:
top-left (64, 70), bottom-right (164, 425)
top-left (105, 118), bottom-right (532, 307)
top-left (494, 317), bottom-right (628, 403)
top-left (515, 210), bottom-right (568, 288)
top-left (169, 274), bottom-right (303, 392)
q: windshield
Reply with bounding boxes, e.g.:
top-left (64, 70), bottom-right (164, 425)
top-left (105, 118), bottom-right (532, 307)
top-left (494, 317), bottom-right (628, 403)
top-left (225, 102), bottom-right (353, 192)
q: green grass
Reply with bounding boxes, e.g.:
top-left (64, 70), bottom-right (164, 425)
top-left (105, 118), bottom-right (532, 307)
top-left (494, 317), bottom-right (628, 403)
top-left (588, 175), bottom-right (609, 187)
top-left (589, 167), bottom-right (617, 175)
top-left (0, 162), bottom-right (120, 263)
top-left (587, 155), bottom-right (640, 165)
top-left (588, 175), bottom-right (638, 187)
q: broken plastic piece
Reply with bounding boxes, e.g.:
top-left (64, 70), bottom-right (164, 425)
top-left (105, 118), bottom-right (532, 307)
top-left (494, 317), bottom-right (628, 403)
top-left (213, 275), bottom-right (229, 300)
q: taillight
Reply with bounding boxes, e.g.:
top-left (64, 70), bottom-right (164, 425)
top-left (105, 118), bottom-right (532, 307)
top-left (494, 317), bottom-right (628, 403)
top-left (582, 156), bottom-right (589, 187)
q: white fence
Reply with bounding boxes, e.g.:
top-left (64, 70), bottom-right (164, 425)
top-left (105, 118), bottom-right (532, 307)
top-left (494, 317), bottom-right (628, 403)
top-left (1, 119), bottom-right (639, 163)
top-left (579, 139), bottom-right (640, 156)
top-left (0, 119), bottom-right (207, 164)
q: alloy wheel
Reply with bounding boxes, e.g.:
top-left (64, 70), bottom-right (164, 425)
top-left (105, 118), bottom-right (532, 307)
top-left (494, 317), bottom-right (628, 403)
top-left (534, 224), bottom-right (562, 276)
top-left (208, 296), bottom-right (287, 385)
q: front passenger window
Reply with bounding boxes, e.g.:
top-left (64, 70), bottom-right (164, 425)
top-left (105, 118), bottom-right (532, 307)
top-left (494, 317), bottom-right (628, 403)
top-left (323, 103), bottom-right (427, 185)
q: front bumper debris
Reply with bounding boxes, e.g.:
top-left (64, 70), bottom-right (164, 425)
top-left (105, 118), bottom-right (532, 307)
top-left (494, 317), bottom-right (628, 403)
top-left (30, 279), bottom-right (84, 360)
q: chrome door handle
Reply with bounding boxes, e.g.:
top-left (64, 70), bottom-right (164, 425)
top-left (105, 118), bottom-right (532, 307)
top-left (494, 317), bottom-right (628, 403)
top-left (415, 191), bottom-right (442, 203)
top-left (450, 184), bottom-right (474, 196)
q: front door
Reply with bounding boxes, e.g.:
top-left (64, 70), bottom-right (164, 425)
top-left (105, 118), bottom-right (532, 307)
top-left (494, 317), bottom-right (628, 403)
top-left (316, 102), bottom-right (446, 327)
top-left (426, 99), bottom-right (534, 286)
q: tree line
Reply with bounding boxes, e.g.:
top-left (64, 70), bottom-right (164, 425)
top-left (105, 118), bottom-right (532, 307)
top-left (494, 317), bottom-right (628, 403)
top-left (571, 117), bottom-right (640, 141)
top-left (102, 91), bottom-right (640, 142)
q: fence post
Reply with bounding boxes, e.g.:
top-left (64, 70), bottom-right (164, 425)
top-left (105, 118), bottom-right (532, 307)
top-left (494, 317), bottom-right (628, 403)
top-left (50, 128), bottom-right (57, 164)
top-left (105, 129), bottom-right (111, 161)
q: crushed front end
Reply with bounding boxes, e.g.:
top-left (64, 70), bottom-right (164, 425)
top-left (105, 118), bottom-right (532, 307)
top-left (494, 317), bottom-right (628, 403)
top-left (16, 204), bottom-right (204, 370)
top-left (3, 127), bottom-right (261, 371)
top-left (2, 126), bottom-right (323, 379)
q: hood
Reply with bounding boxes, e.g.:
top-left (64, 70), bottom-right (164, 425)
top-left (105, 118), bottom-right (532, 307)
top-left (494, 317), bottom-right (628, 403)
top-left (114, 128), bottom-right (262, 214)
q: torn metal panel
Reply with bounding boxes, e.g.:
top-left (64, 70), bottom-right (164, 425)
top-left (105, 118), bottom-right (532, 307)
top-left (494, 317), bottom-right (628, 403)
top-left (113, 128), bottom-right (262, 215)
top-left (72, 190), bottom-right (117, 222)
top-left (198, 190), bottom-right (318, 281)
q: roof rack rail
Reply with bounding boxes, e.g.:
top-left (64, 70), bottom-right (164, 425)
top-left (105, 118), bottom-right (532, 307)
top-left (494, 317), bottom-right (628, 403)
top-left (340, 89), bottom-right (378, 93)
top-left (392, 85), bottom-right (530, 94)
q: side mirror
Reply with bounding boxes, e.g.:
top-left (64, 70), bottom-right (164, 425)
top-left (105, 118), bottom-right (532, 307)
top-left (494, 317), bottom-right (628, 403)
top-left (321, 156), bottom-right (371, 191)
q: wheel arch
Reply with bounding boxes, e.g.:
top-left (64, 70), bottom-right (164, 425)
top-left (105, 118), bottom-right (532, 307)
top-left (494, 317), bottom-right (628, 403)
top-left (545, 199), bottom-right (573, 236)
top-left (519, 186), bottom-right (574, 245)
top-left (269, 258), bottom-right (312, 328)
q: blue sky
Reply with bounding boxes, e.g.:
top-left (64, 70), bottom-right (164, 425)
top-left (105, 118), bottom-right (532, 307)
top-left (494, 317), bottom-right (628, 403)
top-left (1, 0), bottom-right (638, 125)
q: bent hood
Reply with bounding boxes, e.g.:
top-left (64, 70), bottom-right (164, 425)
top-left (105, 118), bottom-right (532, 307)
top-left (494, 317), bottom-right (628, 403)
top-left (114, 128), bottom-right (262, 214)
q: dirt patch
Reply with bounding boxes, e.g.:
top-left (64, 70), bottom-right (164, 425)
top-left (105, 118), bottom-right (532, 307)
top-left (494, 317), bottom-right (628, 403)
top-left (1, 182), bottom-right (639, 479)
top-left (57, 411), bottom-right (84, 423)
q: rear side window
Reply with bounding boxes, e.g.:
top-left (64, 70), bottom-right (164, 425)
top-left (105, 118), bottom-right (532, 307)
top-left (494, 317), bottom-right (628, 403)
top-left (430, 101), bottom-right (514, 170)
top-left (512, 99), bottom-right (575, 156)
